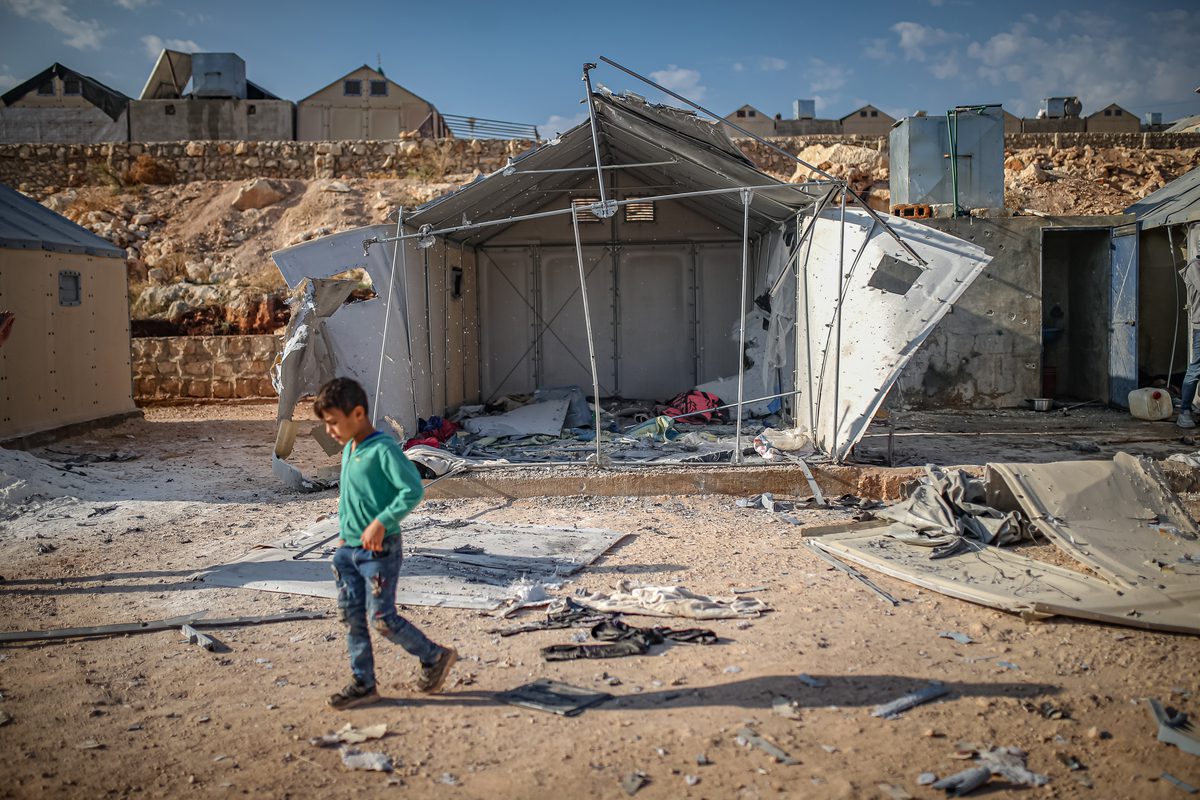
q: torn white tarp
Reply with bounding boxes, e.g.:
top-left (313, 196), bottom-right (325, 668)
top-left (576, 580), bottom-right (771, 619)
top-left (462, 397), bottom-right (570, 438)
top-left (193, 515), bottom-right (629, 610)
top-left (792, 209), bottom-right (991, 461)
top-left (269, 226), bottom-right (420, 488)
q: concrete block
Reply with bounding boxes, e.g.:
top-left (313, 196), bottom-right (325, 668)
top-left (186, 379), bottom-right (210, 398)
top-left (211, 380), bottom-right (233, 399)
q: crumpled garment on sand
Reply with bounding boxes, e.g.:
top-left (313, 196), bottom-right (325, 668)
top-left (576, 580), bottom-right (770, 619)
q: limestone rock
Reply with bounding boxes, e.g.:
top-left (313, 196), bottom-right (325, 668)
top-left (185, 261), bottom-right (211, 283)
top-left (322, 180), bottom-right (352, 193)
top-left (147, 267), bottom-right (167, 284)
top-left (232, 178), bottom-right (288, 211)
top-left (131, 212), bottom-right (157, 226)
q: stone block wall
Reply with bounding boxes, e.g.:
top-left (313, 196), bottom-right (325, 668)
top-left (0, 138), bottom-right (532, 190)
top-left (3, 132), bottom-right (1196, 192)
top-left (132, 335), bottom-right (280, 400)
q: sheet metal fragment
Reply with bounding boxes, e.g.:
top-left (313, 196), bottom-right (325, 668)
top-left (871, 682), bottom-right (949, 719)
top-left (736, 726), bottom-right (800, 765)
top-left (1148, 698), bottom-right (1200, 756)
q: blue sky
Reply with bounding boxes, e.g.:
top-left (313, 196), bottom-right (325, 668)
top-left (1, 0), bottom-right (1197, 135)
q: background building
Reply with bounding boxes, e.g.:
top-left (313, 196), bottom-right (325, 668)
top-left (130, 50), bottom-right (293, 142)
top-left (0, 62), bottom-right (129, 143)
top-left (296, 66), bottom-right (443, 141)
top-left (0, 183), bottom-right (137, 440)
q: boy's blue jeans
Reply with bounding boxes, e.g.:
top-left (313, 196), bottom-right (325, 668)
top-left (332, 539), bottom-right (440, 688)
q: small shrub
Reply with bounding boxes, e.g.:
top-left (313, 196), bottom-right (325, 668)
top-left (126, 154), bottom-right (175, 185)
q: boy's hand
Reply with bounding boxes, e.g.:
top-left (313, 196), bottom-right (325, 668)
top-left (361, 519), bottom-right (387, 552)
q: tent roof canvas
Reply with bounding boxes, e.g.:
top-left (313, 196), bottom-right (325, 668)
top-left (407, 92), bottom-right (824, 245)
top-left (1126, 166), bottom-right (1200, 229)
top-left (0, 183), bottom-right (126, 258)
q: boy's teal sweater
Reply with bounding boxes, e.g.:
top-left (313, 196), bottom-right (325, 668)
top-left (338, 431), bottom-right (424, 546)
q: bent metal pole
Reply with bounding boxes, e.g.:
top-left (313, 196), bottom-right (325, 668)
top-left (571, 205), bottom-right (605, 467)
top-left (734, 188), bottom-right (752, 465)
top-left (596, 55), bottom-right (927, 269)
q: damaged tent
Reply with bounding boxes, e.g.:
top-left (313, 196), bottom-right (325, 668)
top-left (269, 65), bottom-right (991, 485)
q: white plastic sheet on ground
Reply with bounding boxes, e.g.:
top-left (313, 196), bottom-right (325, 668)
top-left (192, 515), bottom-right (629, 610)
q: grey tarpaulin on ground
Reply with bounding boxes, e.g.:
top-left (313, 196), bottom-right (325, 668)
top-left (876, 464), bottom-right (1025, 548)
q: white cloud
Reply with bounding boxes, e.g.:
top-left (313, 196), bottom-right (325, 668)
top-left (732, 62), bottom-right (745, 73)
top-left (0, 72), bottom-right (16, 91)
top-left (961, 12), bottom-right (1200, 115)
top-left (891, 21), bottom-right (960, 61)
top-left (648, 65), bottom-right (706, 101)
top-left (864, 37), bottom-right (892, 62)
top-left (538, 111), bottom-right (588, 139)
top-left (141, 34), bottom-right (202, 59)
top-left (806, 58), bottom-right (851, 93)
top-left (115, 0), bottom-right (153, 8)
top-left (759, 56), bottom-right (788, 72)
top-left (4, 0), bottom-right (107, 50)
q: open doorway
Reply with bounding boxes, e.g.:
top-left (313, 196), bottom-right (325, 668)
top-left (1041, 229), bottom-right (1111, 403)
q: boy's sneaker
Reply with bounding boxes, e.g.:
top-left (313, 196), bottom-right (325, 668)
top-left (327, 679), bottom-right (379, 710)
top-left (416, 646), bottom-right (458, 693)
top-left (1179, 412), bottom-right (1196, 429)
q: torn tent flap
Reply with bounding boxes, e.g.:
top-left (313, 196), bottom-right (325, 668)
top-left (876, 465), bottom-right (1027, 551)
top-left (462, 397), bottom-right (571, 438)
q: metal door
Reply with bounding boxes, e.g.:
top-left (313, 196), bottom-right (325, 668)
top-left (1109, 223), bottom-right (1139, 406)
top-left (617, 245), bottom-right (695, 399)
top-left (538, 246), bottom-right (617, 395)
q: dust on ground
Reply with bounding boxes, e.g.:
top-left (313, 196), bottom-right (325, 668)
top-left (1, 402), bottom-right (1198, 799)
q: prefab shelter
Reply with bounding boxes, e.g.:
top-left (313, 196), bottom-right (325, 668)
top-left (130, 49), bottom-right (294, 142)
top-left (0, 63), bottom-right (129, 143)
top-left (1126, 166), bottom-right (1200, 385)
top-left (269, 89), bottom-right (990, 483)
top-left (0, 183), bottom-right (137, 440)
top-left (296, 66), bottom-right (444, 141)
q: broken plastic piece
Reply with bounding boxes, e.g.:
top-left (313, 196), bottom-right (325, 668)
top-left (340, 748), bottom-right (393, 772)
top-left (871, 682), bottom-right (949, 719)
top-left (736, 726), bottom-right (800, 766)
top-left (620, 771), bottom-right (649, 795)
top-left (938, 631), bottom-right (974, 645)
top-left (1148, 698), bottom-right (1200, 756)
top-left (931, 766), bottom-right (990, 795)
top-left (180, 624), bottom-right (218, 652)
top-left (797, 673), bottom-right (828, 689)
top-left (311, 723), bottom-right (388, 748)
top-left (1162, 772), bottom-right (1199, 794)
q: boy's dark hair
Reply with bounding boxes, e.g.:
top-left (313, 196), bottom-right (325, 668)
top-left (313, 377), bottom-right (369, 417)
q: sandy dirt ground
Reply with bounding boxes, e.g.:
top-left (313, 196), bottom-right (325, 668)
top-left (1, 402), bottom-right (1199, 799)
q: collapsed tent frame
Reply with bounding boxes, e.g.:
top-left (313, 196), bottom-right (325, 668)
top-left (273, 59), bottom-right (991, 481)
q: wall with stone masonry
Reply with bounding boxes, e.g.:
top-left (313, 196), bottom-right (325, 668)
top-left (3, 132), bottom-right (1196, 192)
top-left (0, 137), bottom-right (533, 190)
top-left (131, 335), bottom-right (279, 401)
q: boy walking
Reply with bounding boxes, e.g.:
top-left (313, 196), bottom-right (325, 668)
top-left (314, 377), bottom-right (457, 709)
